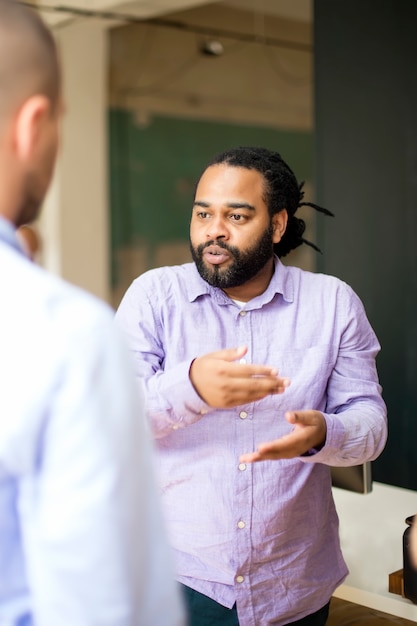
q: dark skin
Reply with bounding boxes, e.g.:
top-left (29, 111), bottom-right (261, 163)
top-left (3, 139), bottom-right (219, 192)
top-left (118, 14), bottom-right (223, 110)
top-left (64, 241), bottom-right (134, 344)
top-left (189, 164), bottom-right (327, 462)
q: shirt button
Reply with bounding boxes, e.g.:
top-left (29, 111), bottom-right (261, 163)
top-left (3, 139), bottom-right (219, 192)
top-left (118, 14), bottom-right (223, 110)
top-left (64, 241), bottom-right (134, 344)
top-left (238, 463), bottom-right (246, 471)
top-left (172, 424), bottom-right (179, 430)
top-left (200, 409), bottom-right (208, 415)
top-left (239, 358), bottom-right (247, 364)
top-left (239, 411), bottom-right (248, 419)
top-left (239, 310), bottom-right (246, 317)
top-left (236, 575), bottom-right (245, 583)
top-left (237, 520), bottom-right (246, 529)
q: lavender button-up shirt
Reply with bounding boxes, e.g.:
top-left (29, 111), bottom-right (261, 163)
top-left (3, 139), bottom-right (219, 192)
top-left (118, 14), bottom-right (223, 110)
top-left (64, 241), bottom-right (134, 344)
top-left (116, 257), bottom-right (387, 626)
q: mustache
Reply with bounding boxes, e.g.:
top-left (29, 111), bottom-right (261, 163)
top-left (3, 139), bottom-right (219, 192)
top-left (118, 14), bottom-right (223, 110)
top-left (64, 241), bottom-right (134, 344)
top-left (199, 240), bottom-right (233, 252)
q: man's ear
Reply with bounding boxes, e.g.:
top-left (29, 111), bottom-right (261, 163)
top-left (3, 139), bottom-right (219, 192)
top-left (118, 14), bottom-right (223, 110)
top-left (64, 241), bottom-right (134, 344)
top-left (14, 95), bottom-right (50, 161)
top-left (272, 209), bottom-right (288, 244)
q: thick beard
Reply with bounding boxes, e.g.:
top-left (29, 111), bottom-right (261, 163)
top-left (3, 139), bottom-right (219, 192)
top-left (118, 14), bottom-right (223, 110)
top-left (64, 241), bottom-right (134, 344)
top-left (190, 223), bottom-right (274, 289)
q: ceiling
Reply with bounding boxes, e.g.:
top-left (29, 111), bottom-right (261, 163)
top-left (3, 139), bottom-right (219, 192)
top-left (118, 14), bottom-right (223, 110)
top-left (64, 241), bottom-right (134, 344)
top-left (33, 0), bottom-right (311, 28)
top-left (223, 0), bottom-right (311, 22)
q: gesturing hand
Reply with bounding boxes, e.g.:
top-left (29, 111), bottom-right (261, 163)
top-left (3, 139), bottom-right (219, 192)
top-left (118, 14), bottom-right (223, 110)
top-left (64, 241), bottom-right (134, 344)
top-left (189, 345), bottom-right (290, 408)
top-left (239, 410), bottom-right (327, 462)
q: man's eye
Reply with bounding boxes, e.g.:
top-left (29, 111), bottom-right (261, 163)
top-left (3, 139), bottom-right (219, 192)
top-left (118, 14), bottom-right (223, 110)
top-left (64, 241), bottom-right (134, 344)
top-left (230, 214), bottom-right (245, 222)
top-left (197, 211), bottom-right (209, 219)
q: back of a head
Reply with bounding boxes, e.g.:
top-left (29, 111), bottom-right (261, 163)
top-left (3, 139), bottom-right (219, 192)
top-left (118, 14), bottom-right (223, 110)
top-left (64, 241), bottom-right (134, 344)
top-left (0, 0), bottom-right (59, 124)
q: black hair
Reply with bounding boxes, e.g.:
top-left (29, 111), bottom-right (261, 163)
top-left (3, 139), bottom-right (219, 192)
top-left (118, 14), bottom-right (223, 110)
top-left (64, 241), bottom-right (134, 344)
top-left (204, 146), bottom-right (333, 257)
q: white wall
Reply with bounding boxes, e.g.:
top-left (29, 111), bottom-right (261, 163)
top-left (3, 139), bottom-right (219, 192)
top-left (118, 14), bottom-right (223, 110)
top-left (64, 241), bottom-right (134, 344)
top-left (40, 19), bottom-right (110, 302)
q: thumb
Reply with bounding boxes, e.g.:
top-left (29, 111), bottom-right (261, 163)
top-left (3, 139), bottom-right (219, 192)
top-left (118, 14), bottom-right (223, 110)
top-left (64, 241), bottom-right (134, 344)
top-left (286, 410), bottom-right (319, 426)
top-left (286, 411), bottom-right (306, 425)
top-left (213, 345), bottom-right (248, 362)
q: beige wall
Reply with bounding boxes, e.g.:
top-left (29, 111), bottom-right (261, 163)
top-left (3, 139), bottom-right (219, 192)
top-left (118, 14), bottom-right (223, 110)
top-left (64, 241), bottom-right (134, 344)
top-left (40, 19), bottom-right (110, 302)
top-left (109, 3), bottom-right (312, 130)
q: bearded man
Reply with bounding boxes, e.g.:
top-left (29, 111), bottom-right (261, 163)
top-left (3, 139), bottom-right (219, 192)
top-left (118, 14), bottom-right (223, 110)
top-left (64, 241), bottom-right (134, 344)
top-left (116, 146), bottom-right (387, 626)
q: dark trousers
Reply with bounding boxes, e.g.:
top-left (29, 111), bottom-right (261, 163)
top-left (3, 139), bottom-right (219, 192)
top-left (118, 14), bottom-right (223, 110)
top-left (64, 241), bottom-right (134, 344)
top-left (181, 584), bottom-right (330, 626)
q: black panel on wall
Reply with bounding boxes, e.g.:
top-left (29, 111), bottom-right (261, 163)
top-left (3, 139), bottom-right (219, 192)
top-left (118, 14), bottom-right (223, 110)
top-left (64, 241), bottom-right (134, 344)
top-left (314, 0), bottom-right (417, 490)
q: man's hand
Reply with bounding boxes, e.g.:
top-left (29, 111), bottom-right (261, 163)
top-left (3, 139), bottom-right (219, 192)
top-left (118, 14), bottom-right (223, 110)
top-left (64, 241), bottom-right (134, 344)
top-left (239, 410), bottom-right (327, 462)
top-left (189, 345), bottom-right (290, 408)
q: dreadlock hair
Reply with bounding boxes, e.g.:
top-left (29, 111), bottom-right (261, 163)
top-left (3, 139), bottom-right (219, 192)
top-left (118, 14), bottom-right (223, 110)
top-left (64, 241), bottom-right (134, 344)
top-left (205, 146), bottom-right (333, 258)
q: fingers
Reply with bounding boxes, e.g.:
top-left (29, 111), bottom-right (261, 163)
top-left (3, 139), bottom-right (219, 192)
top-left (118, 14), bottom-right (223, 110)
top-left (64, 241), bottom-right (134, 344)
top-left (239, 437), bottom-right (300, 463)
top-left (285, 410), bottom-right (316, 425)
top-left (227, 362), bottom-right (280, 379)
top-left (239, 450), bottom-right (263, 463)
top-left (190, 347), bottom-right (290, 408)
top-left (240, 410), bottom-right (327, 463)
top-left (221, 375), bottom-right (290, 405)
top-left (209, 345), bottom-right (248, 362)
top-left (246, 432), bottom-right (301, 461)
top-left (206, 346), bottom-right (279, 377)
top-left (198, 373), bottom-right (290, 407)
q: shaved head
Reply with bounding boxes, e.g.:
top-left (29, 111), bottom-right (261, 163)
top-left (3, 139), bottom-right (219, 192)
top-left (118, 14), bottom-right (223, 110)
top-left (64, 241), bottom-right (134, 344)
top-left (0, 1), bottom-right (61, 226)
top-left (0, 0), bottom-right (60, 125)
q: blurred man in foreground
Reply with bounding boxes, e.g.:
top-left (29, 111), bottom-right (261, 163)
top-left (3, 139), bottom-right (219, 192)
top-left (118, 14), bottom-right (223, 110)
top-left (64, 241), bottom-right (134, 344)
top-left (0, 2), bottom-right (184, 624)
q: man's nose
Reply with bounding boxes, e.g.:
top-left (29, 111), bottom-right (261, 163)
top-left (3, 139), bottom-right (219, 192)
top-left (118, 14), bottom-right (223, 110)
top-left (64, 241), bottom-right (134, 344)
top-left (206, 215), bottom-right (229, 240)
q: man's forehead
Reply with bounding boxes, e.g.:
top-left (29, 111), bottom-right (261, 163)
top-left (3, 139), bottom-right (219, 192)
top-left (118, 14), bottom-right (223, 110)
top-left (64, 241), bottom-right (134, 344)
top-left (197, 164), bottom-right (265, 190)
top-left (195, 166), bottom-right (265, 208)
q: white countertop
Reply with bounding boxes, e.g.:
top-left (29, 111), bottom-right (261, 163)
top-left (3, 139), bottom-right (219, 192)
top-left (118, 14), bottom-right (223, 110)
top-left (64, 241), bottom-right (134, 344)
top-left (332, 481), bottom-right (417, 621)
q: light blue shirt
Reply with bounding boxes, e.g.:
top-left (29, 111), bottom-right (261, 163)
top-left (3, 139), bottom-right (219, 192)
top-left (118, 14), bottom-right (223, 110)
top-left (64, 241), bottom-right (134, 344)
top-left (0, 222), bottom-right (185, 626)
top-left (115, 258), bottom-right (388, 626)
top-left (0, 217), bottom-right (24, 255)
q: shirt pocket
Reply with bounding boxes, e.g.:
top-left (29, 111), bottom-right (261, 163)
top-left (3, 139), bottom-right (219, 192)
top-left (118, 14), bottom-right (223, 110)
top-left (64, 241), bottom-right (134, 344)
top-left (260, 344), bottom-right (338, 417)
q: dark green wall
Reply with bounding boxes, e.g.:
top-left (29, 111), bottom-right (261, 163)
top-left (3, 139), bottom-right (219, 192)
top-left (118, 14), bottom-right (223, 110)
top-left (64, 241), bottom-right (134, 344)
top-left (314, 0), bottom-right (417, 489)
top-left (109, 110), bottom-right (313, 285)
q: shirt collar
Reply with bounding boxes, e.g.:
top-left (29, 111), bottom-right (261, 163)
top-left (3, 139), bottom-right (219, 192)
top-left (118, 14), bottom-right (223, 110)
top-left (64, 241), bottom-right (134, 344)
top-left (266, 256), bottom-right (294, 304)
top-left (186, 255), bottom-right (294, 306)
top-left (185, 264), bottom-right (212, 302)
top-left (0, 216), bottom-right (25, 255)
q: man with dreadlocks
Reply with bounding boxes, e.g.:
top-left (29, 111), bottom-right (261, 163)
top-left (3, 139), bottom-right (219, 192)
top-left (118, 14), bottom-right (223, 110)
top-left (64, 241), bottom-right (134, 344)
top-left (116, 146), bottom-right (387, 626)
